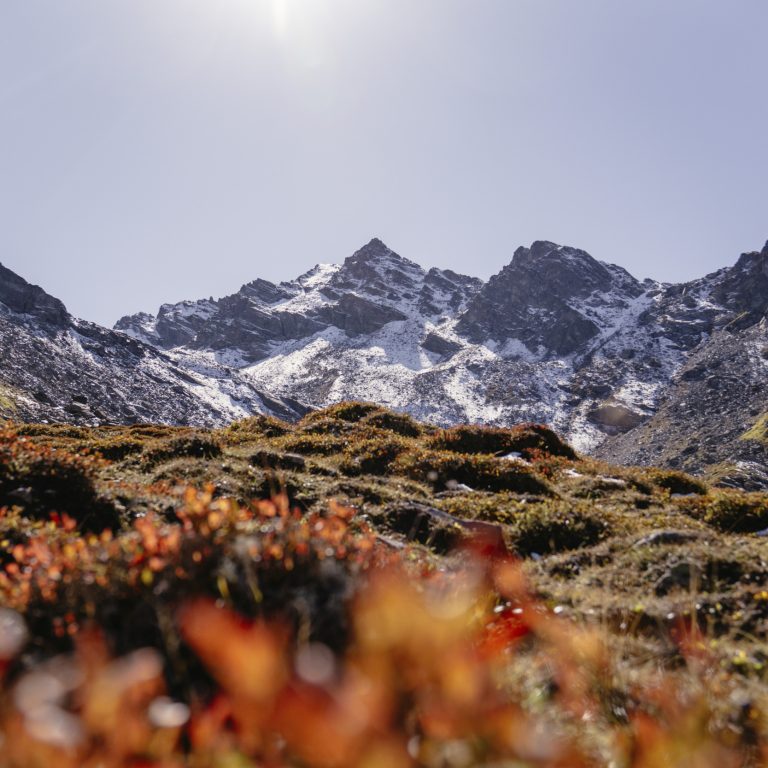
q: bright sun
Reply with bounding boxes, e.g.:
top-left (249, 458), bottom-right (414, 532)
top-left (271, 0), bottom-right (289, 39)
top-left (219, 0), bottom-right (335, 71)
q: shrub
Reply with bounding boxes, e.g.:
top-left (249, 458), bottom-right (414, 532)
top-left (0, 430), bottom-right (118, 531)
top-left (0, 495), bottom-right (750, 766)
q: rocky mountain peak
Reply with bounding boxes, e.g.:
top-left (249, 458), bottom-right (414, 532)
top-left (338, 238), bottom-right (422, 282)
top-left (0, 263), bottom-right (69, 327)
top-left (239, 278), bottom-right (292, 305)
top-left (326, 238), bottom-right (427, 312)
top-left (455, 241), bottom-right (644, 356)
top-left (510, 241), bottom-right (617, 299)
top-left (346, 237), bottom-right (397, 262)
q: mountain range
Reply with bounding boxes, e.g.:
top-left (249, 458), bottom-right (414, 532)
top-left (1, 237), bottom-right (767, 488)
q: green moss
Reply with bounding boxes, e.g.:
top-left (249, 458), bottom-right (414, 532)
top-left (357, 409), bottom-right (424, 438)
top-left (678, 490), bottom-right (768, 533)
top-left (301, 401), bottom-right (383, 425)
top-left (277, 433), bottom-right (346, 456)
top-left (125, 424), bottom-right (187, 440)
top-left (87, 437), bottom-right (146, 461)
top-left (393, 448), bottom-right (552, 495)
top-left (141, 433), bottom-right (223, 468)
top-left (741, 412), bottom-right (768, 444)
top-left (339, 436), bottom-right (410, 476)
top-left (427, 423), bottom-right (576, 459)
top-left (644, 468), bottom-right (708, 496)
top-left (15, 423), bottom-right (89, 439)
top-left (0, 384), bottom-right (18, 414)
top-left (433, 491), bottom-right (526, 523)
top-left (223, 414), bottom-right (291, 442)
top-left (509, 501), bottom-right (610, 555)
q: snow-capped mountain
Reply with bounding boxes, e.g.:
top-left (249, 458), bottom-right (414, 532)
top-left (2, 237), bottom-right (767, 487)
top-left (0, 263), bottom-right (307, 426)
top-left (113, 237), bottom-right (768, 485)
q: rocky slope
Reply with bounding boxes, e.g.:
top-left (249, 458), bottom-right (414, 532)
top-left (0, 264), bottom-right (306, 426)
top-left (598, 246), bottom-right (768, 489)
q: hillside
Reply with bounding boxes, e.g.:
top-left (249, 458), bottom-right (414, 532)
top-left (1, 405), bottom-right (768, 765)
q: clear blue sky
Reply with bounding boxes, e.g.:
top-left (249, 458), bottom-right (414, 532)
top-left (1, 0), bottom-right (766, 325)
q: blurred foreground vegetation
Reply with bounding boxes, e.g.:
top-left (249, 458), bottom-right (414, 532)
top-left (1, 403), bottom-right (768, 766)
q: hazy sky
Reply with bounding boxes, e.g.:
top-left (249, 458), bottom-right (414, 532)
top-left (1, 1), bottom-right (766, 326)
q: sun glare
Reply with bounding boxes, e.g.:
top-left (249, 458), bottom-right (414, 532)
top-left (272, 0), bottom-right (289, 40)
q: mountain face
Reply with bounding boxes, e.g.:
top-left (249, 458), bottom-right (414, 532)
top-left (3, 238), bottom-right (767, 488)
top-left (455, 241), bottom-right (647, 356)
top-left (115, 239), bottom-right (482, 364)
top-left (597, 246), bottom-right (768, 489)
top-left (0, 266), bottom-right (306, 426)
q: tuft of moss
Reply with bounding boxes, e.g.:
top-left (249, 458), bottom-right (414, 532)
top-left (427, 423), bottom-right (576, 460)
top-left (14, 423), bottom-right (89, 439)
top-left (741, 412), bottom-right (768, 444)
top-left (433, 492), bottom-right (524, 524)
top-left (295, 417), bottom-right (356, 436)
top-left (142, 434), bottom-right (223, 468)
top-left (125, 424), bottom-right (183, 439)
top-left (223, 414), bottom-right (291, 442)
top-left (357, 409), bottom-right (423, 438)
top-left (678, 490), bottom-right (768, 533)
top-left (87, 437), bottom-right (146, 462)
top-left (339, 437), bottom-right (410, 476)
top-left (301, 402), bottom-right (383, 425)
top-left (508, 501), bottom-right (610, 555)
top-left (645, 468), bottom-right (708, 496)
top-left (393, 448), bottom-right (551, 494)
top-left (277, 433), bottom-right (347, 457)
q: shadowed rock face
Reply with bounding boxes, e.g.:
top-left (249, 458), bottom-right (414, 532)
top-left (316, 294), bottom-right (407, 336)
top-left (0, 263), bottom-right (68, 327)
top-left (455, 241), bottom-right (644, 356)
top-left (713, 243), bottom-right (768, 327)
